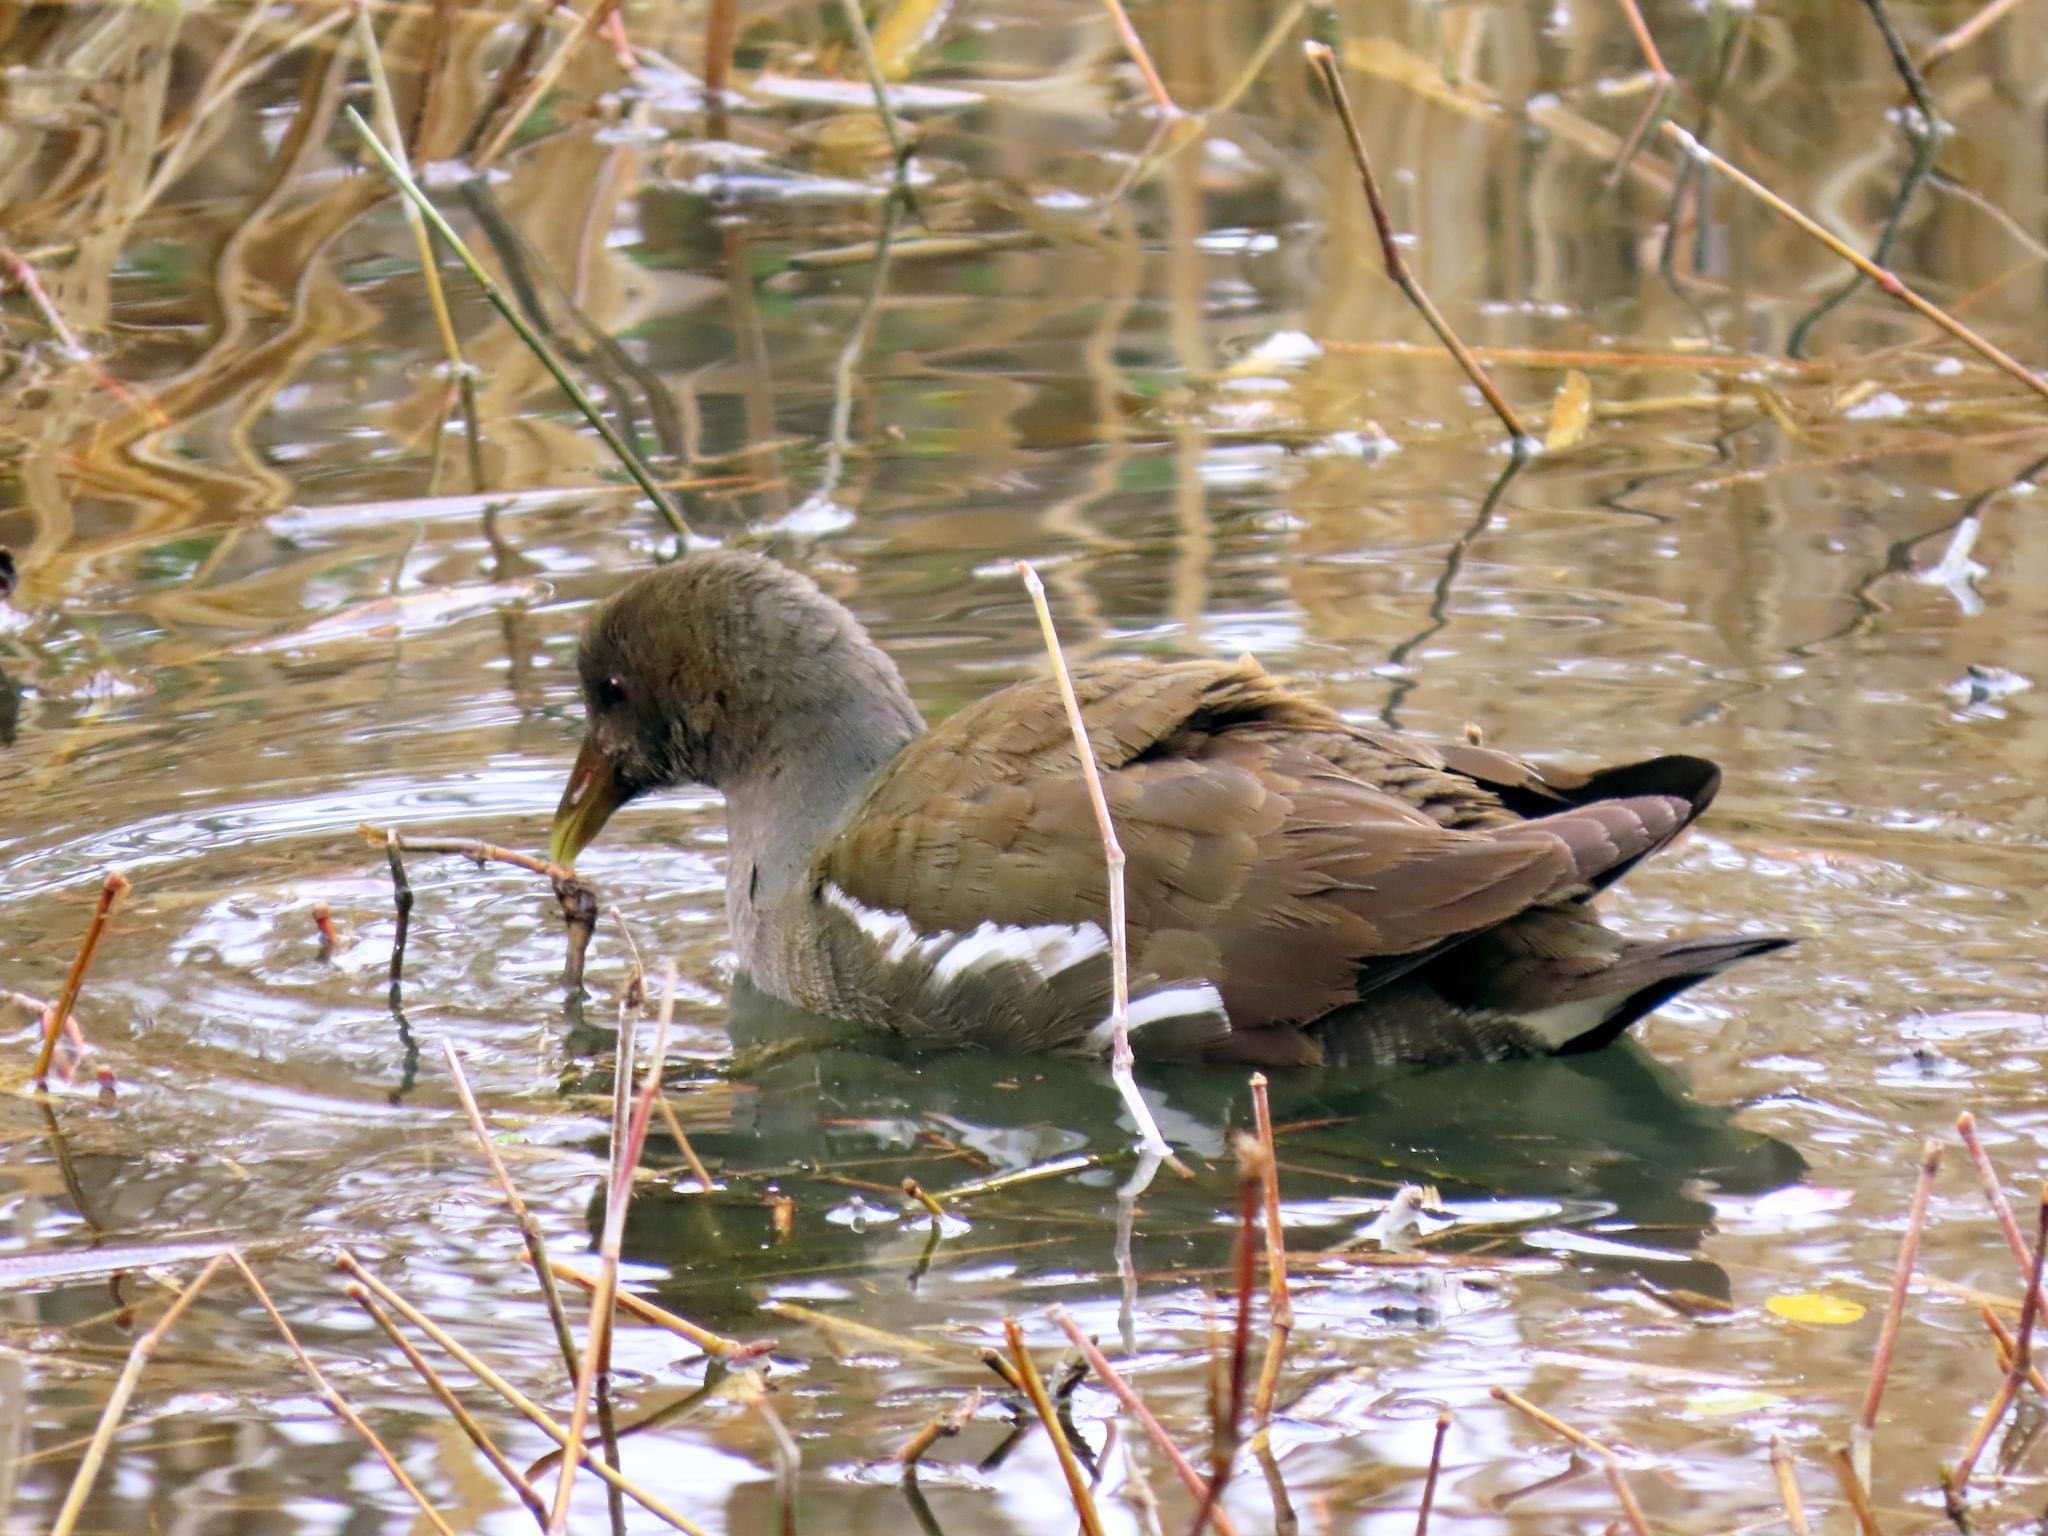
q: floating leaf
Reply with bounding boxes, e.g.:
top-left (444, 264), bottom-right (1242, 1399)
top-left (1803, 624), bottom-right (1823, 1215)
top-left (1766, 1292), bottom-right (1865, 1326)
top-left (1683, 1387), bottom-right (1788, 1417)
top-left (1544, 369), bottom-right (1593, 452)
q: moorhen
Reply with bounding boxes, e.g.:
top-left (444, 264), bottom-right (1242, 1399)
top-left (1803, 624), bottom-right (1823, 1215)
top-left (550, 551), bottom-right (1791, 1067)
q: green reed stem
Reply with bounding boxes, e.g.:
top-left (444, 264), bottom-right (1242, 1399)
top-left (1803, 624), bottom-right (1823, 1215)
top-left (340, 106), bottom-right (690, 538)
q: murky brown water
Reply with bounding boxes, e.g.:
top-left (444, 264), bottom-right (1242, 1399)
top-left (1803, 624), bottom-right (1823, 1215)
top-left (6, 0), bottom-right (2048, 1530)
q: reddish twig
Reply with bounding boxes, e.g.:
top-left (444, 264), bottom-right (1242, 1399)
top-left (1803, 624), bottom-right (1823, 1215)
top-left (1861, 1140), bottom-right (1942, 1431)
top-left (33, 871), bottom-right (129, 1088)
top-left (1417, 1411), bottom-right (1451, 1536)
top-left (1954, 1185), bottom-right (2048, 1493)
top-left (1303, 41), bottom-right (1530, 446)
top-left (1050, 1308), bottom-right (1243, 1536)
top-left (1098, 0), bottom-right (1178, 114)
top-left (1828, 1446), bottom-right (1885, 1536)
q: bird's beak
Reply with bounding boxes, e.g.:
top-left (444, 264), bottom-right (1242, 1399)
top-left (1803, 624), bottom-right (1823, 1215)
top-left (550, 736), bottom-right (627, 868)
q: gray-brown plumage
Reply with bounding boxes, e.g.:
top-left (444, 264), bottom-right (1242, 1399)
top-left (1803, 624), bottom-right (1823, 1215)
top-left (551, 551), bottom-right (1791, 1066)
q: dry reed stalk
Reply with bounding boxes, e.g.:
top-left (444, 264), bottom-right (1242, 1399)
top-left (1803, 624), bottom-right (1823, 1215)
top-left (1488, 1385), bottom-right (1621, 1459)
top-left (442, 1040), bottom-right (581, 1378)
top-left (1978, 1304), bottom-right (2048, 1396)
top-left (1416, 1411), bottom-right (1450, 1536)
top-left (1952, 1185), bottom-right (2048, 1493)
top-left (895, 1390), bottom-right (982, 1471)
top-left (550, 1260), bottom-right (769, 1360)
top-left (1311, 338), bottom-right (1829, 377)
top-left (1248, 1074), bottom-right (1293, 1429)
top-left (1302, 41), bottom-right (1531, 447)
top-left (335, 1252), bottom-right (710, 1535)
top-left (1857, 1139), bottom-right (1941, 1462)
top-left (1004, 1317), bottom-right (1107, 1536)
top-left (230, 1255), bottom-right (457, 1535)
top-left (1770, 1437), bottom-right (1809, 1536)
top-left (1098, 0), bottom-right (1178, 114)
top-left (32, 871), bottom-right (129, 1087)
top-left (1658, 124), bottom-right (2048, 406)
top-left (348, 1285), bottom-right (550, 1529)
top-left (1604, 1456), bottom-right (1651, 1536)
top-left (47, 1253), bottom-right (230, 1536)
top-left (341, 110), bottom-right (693, 537)
top-left (1828, 1446), bottom-right (1885, 1536)
top-left (474, 0), bottom-right (628, 169)
top-left (655, 1094), bottom-right (715, 1188)
top-left (548, 964), bottom-right (676, 1531)
top-left (1919, 0), bottom-right (2023, 73)
top-left (1015, 560), bottom-right (1173, 1162)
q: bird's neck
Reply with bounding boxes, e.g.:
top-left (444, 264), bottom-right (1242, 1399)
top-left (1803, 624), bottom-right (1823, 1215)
top-left (718, 678), bottom-right (923, 974)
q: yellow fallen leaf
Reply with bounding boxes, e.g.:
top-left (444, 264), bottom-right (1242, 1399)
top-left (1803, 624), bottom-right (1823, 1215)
top-left (1544, 369), bottom-right (1593, 452)
top-left (1766, 1292), bottom-right (1866, 1326)
top-left (1684, 1387), bottom-right (1788, 1417)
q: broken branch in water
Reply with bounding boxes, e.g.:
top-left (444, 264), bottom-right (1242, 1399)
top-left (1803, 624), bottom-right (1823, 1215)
top-left (356, 825), bottom-right (600, 990)
top-left (1303, 40), bottom-right (1532, 448)
top-left (32, 870), bottom-right (130, 1090)
top-left (895, 1389), bottom-right (982, 1473)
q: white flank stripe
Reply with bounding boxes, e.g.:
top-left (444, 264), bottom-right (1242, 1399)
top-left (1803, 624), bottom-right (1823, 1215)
top-left (824, 883), bottom-right (1108, 985)
top-left (1085, 982), bottom-right (1227, 1053)
top-left (931, 919), bottom-right (1107, 986)
top-left (821, 882), bottom-right (929, 964)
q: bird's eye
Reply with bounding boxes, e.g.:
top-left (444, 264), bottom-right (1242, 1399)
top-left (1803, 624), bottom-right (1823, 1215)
top-left (594, 675), bottom-right (626, 709)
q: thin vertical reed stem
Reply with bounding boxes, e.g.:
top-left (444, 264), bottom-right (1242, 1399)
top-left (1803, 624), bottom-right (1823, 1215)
top-left (1015, 561), bottom-right (1174, 1162)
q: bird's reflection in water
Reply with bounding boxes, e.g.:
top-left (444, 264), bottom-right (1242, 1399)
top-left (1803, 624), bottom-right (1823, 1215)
top-left (610, 980), bottom-right (1804, 1324)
